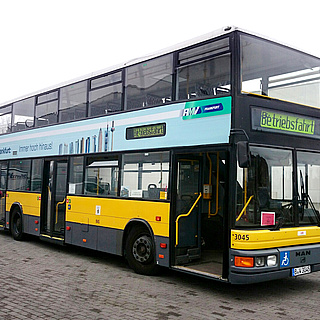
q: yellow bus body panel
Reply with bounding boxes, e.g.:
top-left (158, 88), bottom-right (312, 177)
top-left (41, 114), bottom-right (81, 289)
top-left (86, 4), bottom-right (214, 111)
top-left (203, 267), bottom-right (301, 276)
top-left (231, 226), bottom-right (320, 250)
top-left (6, 191), bottom-right (41, 217)
top-left (66, 196), bottom-right (170, 237)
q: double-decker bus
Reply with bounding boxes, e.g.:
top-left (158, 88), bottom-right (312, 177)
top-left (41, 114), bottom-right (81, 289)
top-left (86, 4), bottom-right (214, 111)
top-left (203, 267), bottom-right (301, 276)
top-left (1, 26), bottom-right (320, 284)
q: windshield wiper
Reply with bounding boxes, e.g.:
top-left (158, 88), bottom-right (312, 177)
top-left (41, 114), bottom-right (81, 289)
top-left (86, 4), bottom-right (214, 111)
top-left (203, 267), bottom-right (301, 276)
top-left (273, 203), bottom-right (293, 230)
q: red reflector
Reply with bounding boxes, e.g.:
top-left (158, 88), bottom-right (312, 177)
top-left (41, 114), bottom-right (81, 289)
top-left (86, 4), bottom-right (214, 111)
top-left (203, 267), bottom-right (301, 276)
top-left (66, 226), bottom-right (71, 231)
top-left (34, 220), bottom-right (39, 224)
top-left (156, 216), bottom-right (161, 221)
top-left (159, 254), bottom-right (164, 259)
top-left (6, 222), bottom-right (9, 225)
top-left (235, 256), bottom-right (254, 268)
top-left (160, 243), bottom-right (167, 249)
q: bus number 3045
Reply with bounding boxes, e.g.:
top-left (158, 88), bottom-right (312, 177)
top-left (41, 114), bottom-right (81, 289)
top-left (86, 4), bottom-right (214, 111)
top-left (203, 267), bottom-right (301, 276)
top-left (233, 234), bottom-right (250, 241)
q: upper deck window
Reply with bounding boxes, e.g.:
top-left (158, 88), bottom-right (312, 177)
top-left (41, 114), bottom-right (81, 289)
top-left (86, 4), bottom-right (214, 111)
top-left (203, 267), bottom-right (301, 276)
top-left (177, 38), bottom-right (231, 100)
top-left (37, 91), bottom-right (58, 104)
top-left (125, 54), bottom-right (173, 110)
top-left (241, 34), bottom-right (320, 108)
top-left (91, 72), bottom-right (122, 89)
top-left (89, 71), bottom-right (122, 117)
top-left (36, 90), bottom-right (59, 127)
top-left (59, 81), bottom-right (87, 122)
top-left (0, 105), bottom-right (12, 134)
top-left (12, 97), bottom-right (35, 132)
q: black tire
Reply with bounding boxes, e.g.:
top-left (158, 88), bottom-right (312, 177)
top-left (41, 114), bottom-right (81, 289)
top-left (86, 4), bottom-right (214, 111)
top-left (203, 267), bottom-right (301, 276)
top-left (11, 207), bottom-right (24, 241)
top-left (125, 226), bottom-right (159, 275)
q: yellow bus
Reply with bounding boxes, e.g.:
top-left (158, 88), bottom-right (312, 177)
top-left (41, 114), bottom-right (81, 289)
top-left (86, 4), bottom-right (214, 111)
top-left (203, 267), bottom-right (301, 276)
top-left (1, 26), bottom-right (320, 283)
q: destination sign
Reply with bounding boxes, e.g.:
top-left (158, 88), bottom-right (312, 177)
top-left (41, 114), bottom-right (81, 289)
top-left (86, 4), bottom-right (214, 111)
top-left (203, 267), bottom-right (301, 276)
top-left (126, 123), bottom-right (166, 140)
top-left (252, 107), bottom-right (320, 138)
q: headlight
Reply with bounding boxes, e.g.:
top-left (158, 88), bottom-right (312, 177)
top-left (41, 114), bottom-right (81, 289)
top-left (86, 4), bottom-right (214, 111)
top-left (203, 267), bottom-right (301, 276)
top-left (267, 255), bottom-right (277, 266)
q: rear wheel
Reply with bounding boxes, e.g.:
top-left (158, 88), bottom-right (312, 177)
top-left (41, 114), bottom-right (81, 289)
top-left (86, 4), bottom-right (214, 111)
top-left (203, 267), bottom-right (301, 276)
top-left (125, 226), bottom-right (159, 275)
top-left (11, 207), bottom-right (24, 241)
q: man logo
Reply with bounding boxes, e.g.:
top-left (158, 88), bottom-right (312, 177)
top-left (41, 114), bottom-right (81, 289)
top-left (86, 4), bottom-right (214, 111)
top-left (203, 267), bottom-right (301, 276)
top-left (295, 250), bottom-right (311, 257)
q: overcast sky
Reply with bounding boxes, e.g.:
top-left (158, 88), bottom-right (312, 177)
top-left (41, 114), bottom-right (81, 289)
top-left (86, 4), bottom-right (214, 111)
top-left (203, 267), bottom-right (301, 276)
top-left (1, 0), bottom-right (320, 105)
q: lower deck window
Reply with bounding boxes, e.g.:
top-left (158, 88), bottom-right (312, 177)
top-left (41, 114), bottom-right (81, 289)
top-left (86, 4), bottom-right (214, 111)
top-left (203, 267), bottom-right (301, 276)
top-left (121, 151), bottom-right (170, 200)
top-left (85, 157), bottom-right (119, 196)
top-left (8, 159), bottom-right (32, 191)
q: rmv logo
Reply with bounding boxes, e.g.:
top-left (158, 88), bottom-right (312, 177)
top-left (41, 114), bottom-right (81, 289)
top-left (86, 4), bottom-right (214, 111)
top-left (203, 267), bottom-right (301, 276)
top-left (183, 107), bottom-right (202, 117)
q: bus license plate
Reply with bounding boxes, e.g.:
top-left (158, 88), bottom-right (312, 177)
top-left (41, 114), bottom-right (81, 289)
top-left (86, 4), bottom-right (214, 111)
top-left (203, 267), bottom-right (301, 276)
top-left (292, 265), bottom-right (311, 277)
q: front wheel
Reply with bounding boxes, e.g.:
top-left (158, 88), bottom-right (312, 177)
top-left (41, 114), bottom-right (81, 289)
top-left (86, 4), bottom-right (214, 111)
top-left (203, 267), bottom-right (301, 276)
top-left (11, 208), bottom-right (24, 241)
top-left (125, 226), bottom-right (159, 275)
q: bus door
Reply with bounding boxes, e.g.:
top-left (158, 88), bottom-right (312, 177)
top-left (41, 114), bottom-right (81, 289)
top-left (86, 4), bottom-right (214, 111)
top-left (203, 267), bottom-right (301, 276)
top-left (40, 159), bottom-right (68, 239)
top-left (173, 152), bottom-right (226, 278)
top-left (0, 161), bottom-right (7, 229)
top-left (174, 156), bottom-right (202, 263)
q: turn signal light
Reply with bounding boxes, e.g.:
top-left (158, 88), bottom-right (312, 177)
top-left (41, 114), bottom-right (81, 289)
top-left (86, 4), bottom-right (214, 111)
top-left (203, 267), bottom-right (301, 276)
top-left (235, 256), bottom-right (254, 268)
top-left (34, 220), bottom-right (39, 224)
top-left (156, 216), bottom-right (161, 221)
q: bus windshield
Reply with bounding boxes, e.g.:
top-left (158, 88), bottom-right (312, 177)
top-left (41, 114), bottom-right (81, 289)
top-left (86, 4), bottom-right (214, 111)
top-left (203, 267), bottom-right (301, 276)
top-left (241, 34), bottom-right (320, 108)
top-left (236, 147), bottom-right (320, 228)
top-left (297, 151), bottom-right (320, 225)
top-left (236, 147), bottom-right (294, 228)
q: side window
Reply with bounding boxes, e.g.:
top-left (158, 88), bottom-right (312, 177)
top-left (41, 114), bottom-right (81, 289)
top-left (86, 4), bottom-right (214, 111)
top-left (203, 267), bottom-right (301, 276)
top-left (59, 81), bottom-right (87, 122)
top-left (0, 105), bottom-right (12, 134)
top-left (0, 161), bottom-right (8, 190)
top-left (35, 91), bottom-right (59, 127)
top-left (125, 55), bottom-right (173, 110)
top-left (177, 38), bottom-right (231, 100)
top-left (85, 157), bottom-right (119, 196)
top-left (121, 151), bottom-right (170, 199)
top-left (89, 71), bottom-right (122, 117)
top-left (12, 97), bottom-right (35, 132)
top-left (31, 159), bottom-right (43, 192)
top-left (68, 156), bottom-right (84, 194)
top-left (8, 159), bottom-right (31, 191)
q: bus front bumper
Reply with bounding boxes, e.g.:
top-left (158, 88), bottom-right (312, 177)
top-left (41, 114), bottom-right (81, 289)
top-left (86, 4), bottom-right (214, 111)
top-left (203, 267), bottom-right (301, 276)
top-left (229, 245), bottom-right (320, 284)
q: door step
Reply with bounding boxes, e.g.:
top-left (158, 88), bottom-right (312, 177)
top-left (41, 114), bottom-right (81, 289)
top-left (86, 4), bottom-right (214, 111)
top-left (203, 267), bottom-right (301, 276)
top-left (176, 248), bottom-right (200, 264)
top-left (40, 234), bottom-right (65, 245)
top-left (172, 265), bottom-right (226, 280)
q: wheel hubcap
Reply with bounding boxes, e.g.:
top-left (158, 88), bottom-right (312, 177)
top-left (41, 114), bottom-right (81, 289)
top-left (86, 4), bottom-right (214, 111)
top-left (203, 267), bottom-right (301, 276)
top-left (132, 235), bottom-right (152, 263)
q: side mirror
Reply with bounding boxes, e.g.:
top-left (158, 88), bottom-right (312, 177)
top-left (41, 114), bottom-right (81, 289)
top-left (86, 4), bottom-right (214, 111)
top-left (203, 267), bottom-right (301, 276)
top-left (237, 141), bottom-right (251, 168)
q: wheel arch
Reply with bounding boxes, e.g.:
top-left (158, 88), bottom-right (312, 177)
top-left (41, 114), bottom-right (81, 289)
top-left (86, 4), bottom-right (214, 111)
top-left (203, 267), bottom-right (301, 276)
top-left (9, 202), bottom-right (25, 240)
top-left (122, 218), bottom-right (155, 256)
top-left (9, 202), bottom-right (23, 223)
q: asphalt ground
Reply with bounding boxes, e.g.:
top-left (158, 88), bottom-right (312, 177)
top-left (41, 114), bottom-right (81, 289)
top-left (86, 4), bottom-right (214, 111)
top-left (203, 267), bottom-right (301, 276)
top-left (0, 231), bottom-right (319, 320)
